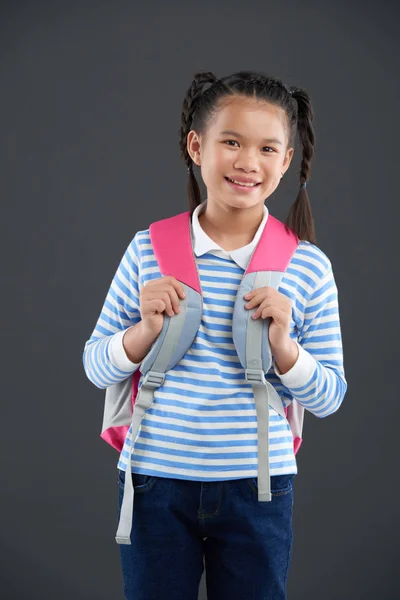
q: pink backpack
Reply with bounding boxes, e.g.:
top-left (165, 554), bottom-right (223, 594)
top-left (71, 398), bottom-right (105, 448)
top-left (102, 211), bottom-right (302, 545)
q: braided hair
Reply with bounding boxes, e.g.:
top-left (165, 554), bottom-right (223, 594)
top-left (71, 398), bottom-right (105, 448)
top-left (179, 70), bottom-right (316, 244)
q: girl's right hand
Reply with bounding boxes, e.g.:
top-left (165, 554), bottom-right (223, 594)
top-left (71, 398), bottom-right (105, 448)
top-left (139, 276), bottom-right (186, 337)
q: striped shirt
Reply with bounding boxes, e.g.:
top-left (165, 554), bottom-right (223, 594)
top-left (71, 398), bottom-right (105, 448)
top-left (82, 202), bottom-right (347, 481)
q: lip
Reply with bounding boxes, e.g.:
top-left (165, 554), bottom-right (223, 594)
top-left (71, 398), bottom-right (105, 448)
top-left (224, 176), bottom-right (261, 193)
top-left (226, 176), bottom-right (261, 184)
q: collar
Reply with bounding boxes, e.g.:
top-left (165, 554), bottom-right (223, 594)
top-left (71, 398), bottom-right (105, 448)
top-left (191, 201), bottom-right (269, 270)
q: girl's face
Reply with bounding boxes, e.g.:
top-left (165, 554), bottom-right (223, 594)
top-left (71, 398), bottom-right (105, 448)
top-left (187, 96), bottom-right (294, 213)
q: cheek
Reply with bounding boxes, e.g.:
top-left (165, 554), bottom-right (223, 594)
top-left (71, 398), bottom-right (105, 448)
top-left (265, 160), bottom-right (281, 175)
top-left (265, 165), bottom-right (284, 186)
top-left (212, 151), bottom-right (229, 172)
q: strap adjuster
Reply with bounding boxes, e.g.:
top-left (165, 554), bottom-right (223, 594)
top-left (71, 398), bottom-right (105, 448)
top-left (245, 368), bottom-right (266, 386)
top-left (141, 371), bottom-right (165, 388)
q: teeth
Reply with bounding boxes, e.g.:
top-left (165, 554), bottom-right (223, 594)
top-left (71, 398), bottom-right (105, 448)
top-left (228, 177), bottom-right (258, 187)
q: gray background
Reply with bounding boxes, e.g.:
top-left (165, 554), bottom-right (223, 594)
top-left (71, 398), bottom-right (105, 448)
top-left (1, 1), bottom-right (399, 598)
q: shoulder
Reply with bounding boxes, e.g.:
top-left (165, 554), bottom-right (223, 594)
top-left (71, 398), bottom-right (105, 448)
top-left (127, 211), bottom-right (189, 260)
top-left (125, 228), bottom-right (152, 257)
top-left (294, 240), bottom-right (332, 273)
top-left (113, 229), bottom-right (152, 281)
top-left (287, 240), bottom-right (333, 299)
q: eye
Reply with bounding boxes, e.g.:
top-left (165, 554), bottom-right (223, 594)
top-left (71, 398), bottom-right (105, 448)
top-left (224, 140), bottom-right (275, 153)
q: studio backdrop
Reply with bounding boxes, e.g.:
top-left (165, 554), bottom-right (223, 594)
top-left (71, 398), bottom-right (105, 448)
top-left (1, 1), bottom-right (398, 599)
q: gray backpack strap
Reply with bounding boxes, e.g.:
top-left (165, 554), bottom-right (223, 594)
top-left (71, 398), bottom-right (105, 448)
top-left (233, 271), bottom-right (286, 503)
top-left (115, 284), bottom-right (202, 544)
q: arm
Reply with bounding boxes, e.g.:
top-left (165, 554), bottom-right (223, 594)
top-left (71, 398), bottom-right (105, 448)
top-left (82, 234), bottom-right (147, 389)
top-left (273, 267), bottom-right (348, 418)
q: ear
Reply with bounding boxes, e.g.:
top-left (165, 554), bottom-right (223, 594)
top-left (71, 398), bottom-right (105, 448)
top-left (187, 130), bottom-right (202, 167)
top-left (281, 146), bottom-right (294, 175)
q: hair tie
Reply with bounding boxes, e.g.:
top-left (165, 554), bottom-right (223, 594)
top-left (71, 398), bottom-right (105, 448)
top-left (300, 181), bottom-right (307, 188)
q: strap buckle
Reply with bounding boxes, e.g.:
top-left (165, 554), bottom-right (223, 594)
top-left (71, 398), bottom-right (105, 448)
top-left (245, 368), bottom-right (266, 387)
top-left (141, 371), bottom-right (165, 389)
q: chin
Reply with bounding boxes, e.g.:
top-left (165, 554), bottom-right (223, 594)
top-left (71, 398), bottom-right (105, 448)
top-left (223, 196), bottom-right (261, 210)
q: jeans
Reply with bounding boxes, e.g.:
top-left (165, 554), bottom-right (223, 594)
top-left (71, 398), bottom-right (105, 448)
top-left (117, 469), bottom-right (295, 600)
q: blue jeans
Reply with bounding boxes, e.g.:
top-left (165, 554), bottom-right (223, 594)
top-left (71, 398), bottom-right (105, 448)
top-left (117, 469), bottom-right (295, 600)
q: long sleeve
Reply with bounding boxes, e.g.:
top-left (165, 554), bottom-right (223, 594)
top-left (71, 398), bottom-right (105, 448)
top-left (273, 266), bottom-right (348, 418)
top-left (82, 234), bottom-right (142, 389)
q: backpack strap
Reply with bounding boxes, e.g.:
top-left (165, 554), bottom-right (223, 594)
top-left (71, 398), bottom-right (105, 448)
top-left (116, 212), bottom-right (202, 544)
top-left (232, 216), bottom-right (299, 502)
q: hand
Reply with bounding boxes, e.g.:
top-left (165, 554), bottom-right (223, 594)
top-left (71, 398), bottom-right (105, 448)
top-left (140, 276), bottom-right (186, 337)
top-left (243, 286), bottom-right (293, 351)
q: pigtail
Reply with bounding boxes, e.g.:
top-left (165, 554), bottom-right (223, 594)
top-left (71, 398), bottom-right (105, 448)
top-left (285, 87), bottom-right (317, 244)
top-left (179, 72), bottom-right (218, 214)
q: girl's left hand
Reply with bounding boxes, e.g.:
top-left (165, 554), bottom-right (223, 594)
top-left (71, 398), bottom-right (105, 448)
top-left (243, 287), bottom-right (293, 350)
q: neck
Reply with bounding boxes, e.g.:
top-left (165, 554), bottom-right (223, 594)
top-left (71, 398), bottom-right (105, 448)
top-left (198, 200), bottom-right (264, 251)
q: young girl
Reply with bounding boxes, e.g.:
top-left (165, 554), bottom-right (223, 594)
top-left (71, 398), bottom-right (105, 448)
top-left (83, 70), bottom-right (347, 600)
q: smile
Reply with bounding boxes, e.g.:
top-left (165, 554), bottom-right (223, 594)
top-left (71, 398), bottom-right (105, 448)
top-left (224, 177), bottom-right (261, 192)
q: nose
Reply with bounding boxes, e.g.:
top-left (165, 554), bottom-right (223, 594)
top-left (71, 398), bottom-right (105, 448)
top-left (233, 150), bottom-right (261, 173)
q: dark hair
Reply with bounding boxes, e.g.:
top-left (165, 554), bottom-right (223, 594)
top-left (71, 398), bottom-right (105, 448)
top-left (179, 70), bottom-right (316, 244)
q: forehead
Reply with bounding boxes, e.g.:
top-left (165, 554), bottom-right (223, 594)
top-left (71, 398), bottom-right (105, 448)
top-left (208, 96), bottom-right (287, 139)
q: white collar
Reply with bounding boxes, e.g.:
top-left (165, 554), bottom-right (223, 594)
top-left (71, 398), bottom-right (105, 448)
top-left (191, 201), bottom-right (269, 270)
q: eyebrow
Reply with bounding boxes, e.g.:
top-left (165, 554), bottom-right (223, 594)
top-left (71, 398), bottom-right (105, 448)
top-left (219, 129), bottom-right (283, 146)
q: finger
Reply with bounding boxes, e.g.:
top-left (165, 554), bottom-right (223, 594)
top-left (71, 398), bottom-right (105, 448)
top-left (244, 286), bottom-right (270, 299)
top-left (245, 289), bottom-right (272, 309)
top-left (146, 291), bottom-right (174, 317)
top-left (162, 276), bottom-right (186, 299)
top-left (145, 276), bottom-right (185, 299)
top-left (260, 305), bottom-right (286, 322)
top-left (147, 288), bottom-right (181, 315)
top-left (261, 307), bottom-right (273, 320)
top-left (161, 291), bottom-right (175, 317)
top-left (252, 300), bottom-right (274, 320)
top-left (145, 298), bottom-right (167, 316)
top-left (245, 295), bottom-right (261, 309)
top-left (246, 295), bottom-right (273, 313)
top-left (251, 306), bottom-right (264, 320)
top-left (166, 285), bottom-right (182, 314)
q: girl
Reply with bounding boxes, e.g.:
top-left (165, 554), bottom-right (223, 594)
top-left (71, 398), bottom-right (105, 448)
top-left (83, 70), bottom-right (347, 600)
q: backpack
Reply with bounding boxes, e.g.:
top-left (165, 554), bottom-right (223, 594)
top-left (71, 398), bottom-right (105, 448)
top-left (102, 210), bottom-right (303, 545)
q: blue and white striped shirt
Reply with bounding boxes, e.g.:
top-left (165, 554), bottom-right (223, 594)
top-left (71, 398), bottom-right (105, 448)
top-left (83, 202), bottom-right (347, 481)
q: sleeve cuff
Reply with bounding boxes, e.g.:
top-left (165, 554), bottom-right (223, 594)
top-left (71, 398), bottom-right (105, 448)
top-left (273, 340), bottom-right (317, 389)
top-left (109, 328), bottom-right (142, 372)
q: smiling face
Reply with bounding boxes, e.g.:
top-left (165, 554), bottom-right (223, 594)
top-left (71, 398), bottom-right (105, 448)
top-left (187, 95), bottom-right (294, 212)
